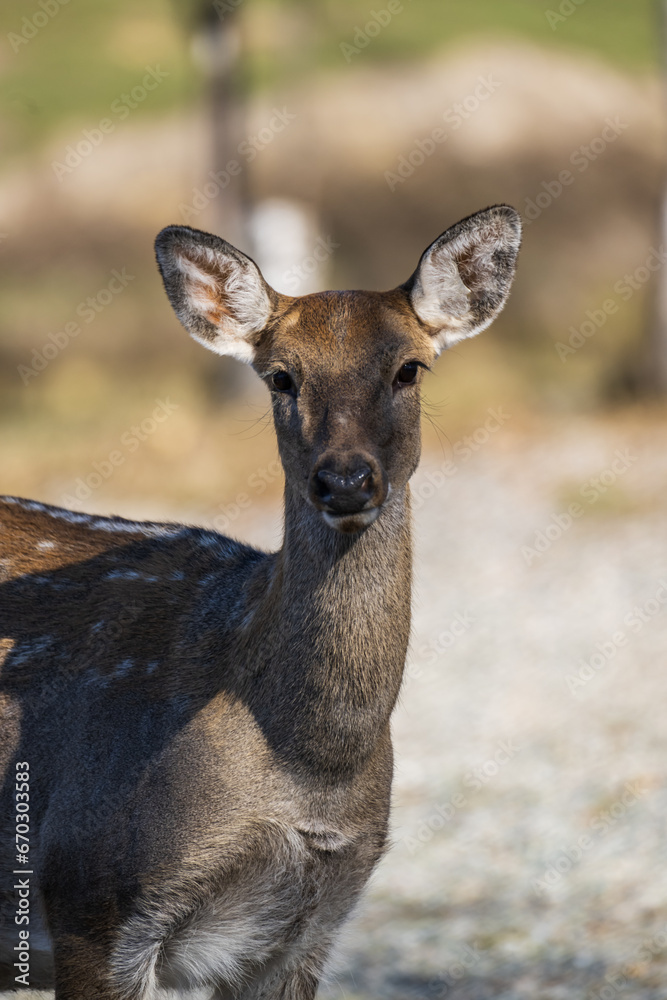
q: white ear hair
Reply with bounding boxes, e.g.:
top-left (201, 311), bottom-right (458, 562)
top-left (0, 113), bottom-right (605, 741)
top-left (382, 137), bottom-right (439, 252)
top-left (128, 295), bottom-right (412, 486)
top-left (155, 226), bottom-right (275, 363)
top-left (408, 205), bottom-right (522, 355)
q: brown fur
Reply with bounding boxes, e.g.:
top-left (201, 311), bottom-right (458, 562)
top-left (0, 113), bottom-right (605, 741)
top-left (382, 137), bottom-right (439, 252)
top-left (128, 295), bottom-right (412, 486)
top-left (0, 206), bottom-right (520, 998)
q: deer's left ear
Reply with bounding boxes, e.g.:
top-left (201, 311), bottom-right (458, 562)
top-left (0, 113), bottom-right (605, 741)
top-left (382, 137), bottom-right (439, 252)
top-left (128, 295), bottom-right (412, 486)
top-left (404, 205), bottom-right (521, 354)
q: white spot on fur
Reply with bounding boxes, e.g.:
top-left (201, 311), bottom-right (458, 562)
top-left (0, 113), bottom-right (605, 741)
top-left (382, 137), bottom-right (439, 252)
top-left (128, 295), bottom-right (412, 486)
top-left (6, 497), bottom-right (90, 524)
top-left (36, 539), bottom-right (56, 550)
top-left (52, 508), bottom-right (91, 524)
top-left (198, 534), bottom-right (236, 560)
top-left (105, 569), bottom-right (161, 583)
top-left (89, 518), bottom-right (186, 539)
top-left (105, 569), bottom-right (141, 581)
top-left (1, 494), bottom-right (188, 541)
top-left (113, 659), bottom-right (134, 677)
top-left (198, 534), bottom-right (221, 548)
top-left (10, 635), bottom-right (53, 665)
top-left (146, 661), bottom-right (159, 674)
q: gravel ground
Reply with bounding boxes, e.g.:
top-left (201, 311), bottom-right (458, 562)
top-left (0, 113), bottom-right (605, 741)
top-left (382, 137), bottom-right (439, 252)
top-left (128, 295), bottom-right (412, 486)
top-left (321, 421), bottom-right (667, 1000)
top-left (5, 420), bottom-right (667, 1000)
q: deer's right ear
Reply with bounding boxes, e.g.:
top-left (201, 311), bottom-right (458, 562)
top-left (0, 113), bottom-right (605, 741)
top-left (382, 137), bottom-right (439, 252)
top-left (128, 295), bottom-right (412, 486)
top-left (154, 225), bottom-right (277, 363)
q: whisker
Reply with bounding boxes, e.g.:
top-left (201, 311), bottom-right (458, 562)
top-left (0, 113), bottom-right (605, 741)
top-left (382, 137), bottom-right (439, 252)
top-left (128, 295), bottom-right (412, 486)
top-left (230, 406), bottom-right (273, 440)
top-left (421, 390), bottom-right (452, 460)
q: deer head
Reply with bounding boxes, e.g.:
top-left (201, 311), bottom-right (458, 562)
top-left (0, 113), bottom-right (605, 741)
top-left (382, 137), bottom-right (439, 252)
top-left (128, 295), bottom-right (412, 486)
top-left (155, 205), bottom-right (521, 534)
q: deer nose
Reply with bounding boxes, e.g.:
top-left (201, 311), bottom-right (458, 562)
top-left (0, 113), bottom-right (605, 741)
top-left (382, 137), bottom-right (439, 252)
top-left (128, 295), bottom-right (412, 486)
top-left (311, 460), bottom-right (376, 515)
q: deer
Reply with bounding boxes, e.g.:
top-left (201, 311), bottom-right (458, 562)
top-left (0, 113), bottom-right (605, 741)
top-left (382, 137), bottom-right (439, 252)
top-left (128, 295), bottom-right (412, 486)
top-left (0, 204), bottom-right (520, 999)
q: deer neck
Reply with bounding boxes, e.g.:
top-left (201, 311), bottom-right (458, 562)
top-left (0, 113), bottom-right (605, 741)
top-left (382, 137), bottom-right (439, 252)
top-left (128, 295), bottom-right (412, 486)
top-left (248, 483), bottom-right (412, 780)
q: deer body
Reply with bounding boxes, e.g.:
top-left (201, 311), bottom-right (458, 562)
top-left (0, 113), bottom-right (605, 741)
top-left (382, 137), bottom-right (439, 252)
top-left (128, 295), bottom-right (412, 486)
top-left (0, 207), bottom-right (520, 998)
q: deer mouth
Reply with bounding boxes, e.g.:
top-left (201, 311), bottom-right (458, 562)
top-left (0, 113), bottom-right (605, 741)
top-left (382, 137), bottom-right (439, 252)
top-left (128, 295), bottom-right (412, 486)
top-left (321, 506), bottom-right (382, 533)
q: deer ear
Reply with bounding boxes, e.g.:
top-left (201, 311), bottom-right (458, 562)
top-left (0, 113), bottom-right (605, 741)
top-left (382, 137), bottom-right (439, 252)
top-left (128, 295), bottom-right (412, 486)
top-left (154, 225), bottom-right (278, 363)
top-left (404, 205), bottom-right (521, 354)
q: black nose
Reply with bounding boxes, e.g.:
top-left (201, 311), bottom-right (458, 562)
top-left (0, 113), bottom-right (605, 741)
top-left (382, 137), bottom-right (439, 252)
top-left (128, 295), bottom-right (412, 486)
top-left (313, 462), bottom-right (374, 515)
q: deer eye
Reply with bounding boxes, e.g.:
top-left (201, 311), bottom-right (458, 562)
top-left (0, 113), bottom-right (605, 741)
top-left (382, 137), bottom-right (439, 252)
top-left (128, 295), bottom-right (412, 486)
top-left (394, 361), bottom-right (420, 387)
top-left (271, 371), bottom-right (294, 393)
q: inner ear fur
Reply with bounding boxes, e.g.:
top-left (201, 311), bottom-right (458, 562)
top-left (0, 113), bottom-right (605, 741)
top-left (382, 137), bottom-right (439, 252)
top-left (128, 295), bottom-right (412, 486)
top-left (154, 225), bottom-right (279, 364)
top-left (403, 204), bottom-right (522, 353)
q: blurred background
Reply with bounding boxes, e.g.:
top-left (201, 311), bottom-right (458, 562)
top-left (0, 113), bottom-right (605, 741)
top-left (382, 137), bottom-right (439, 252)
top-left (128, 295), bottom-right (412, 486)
top-left (2, 1), bottom-right (667, 998)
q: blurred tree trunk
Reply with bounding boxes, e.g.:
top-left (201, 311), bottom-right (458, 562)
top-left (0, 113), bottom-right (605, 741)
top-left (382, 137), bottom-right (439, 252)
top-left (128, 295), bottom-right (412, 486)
top-left (170, 0), bottom-right (253, 401)
top-left (169, 0), bottom-right (249, 244)
top-left (643, 0), bottom-right (667, 393)
top-left (198, 2), bottom-right (254, 399)
top-left (194, 2), bottom-right (249, 246)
